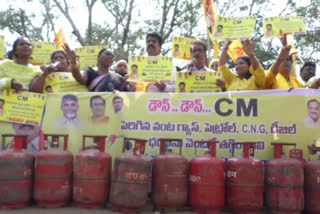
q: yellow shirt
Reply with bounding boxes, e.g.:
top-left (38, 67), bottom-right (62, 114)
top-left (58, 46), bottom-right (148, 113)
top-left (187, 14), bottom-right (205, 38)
top-left (218, 64), bottom-right (265, 91)
top-left (0, 59), bottom-right (42, 90)
top-left (265, 69), bottom-right (303, 89)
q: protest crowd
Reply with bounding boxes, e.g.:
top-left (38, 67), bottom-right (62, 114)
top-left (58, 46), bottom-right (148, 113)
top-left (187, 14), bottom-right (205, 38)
top-left (0, 32), bottom-right (318, 94)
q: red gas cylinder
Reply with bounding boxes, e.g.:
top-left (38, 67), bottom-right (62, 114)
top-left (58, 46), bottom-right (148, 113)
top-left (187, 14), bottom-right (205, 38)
top-left (73, 135), bottom-right (111, 209)
top-left (304, 146), bottom-right (320, 214)
top-left (152, 138), bottom-right (188, 212)
top-left (34, 134), bottom-right (73, 208)
top-left (189, 140), bottom-right (225, 214)
top-left (0, 134), bottom-right (33, 209)
top-left (110, 138), bottom-right (152, 213)
top-left (226, 142), bottom-right (263, 214)
top-left (266, 142), bottom-right (304, 214)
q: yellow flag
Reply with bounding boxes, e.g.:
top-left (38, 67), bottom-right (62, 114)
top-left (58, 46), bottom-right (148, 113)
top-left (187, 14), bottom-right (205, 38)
top-left (212, 39), bottom-right (219, 59)
top-left (288, 40), bottom-right (297, 76)
top-left (54, 27), bottom-right (67, 50)
top-left (227, 41), bottom-right (246, 64)
top-left (202, 0), bottom-right (216, 36)
top-left (202, 0), bottom-right (219, 58)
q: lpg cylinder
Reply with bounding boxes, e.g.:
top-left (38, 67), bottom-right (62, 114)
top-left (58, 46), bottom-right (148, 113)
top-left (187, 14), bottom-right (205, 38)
top-left (226, 142), bottom-right (263, 214)
top-left (34, 134), bottom-right (73, 208)
top-left (266, 142), bottom-right (304, 214)
top-left (189, 140), bottom-right (225, 214)
top-left (73, 135), bottom-right (111, 209)
top-left (304, 146), bottom-right (320, 214)
top-left (0, 134), bottom-right (33, 209)
top-left (110, 138), bottom-right (151, 213)
top-left (152, 138), bottom-right (188, 212)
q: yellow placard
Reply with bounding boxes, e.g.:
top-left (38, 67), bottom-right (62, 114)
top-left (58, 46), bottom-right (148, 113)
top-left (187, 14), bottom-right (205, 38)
top-left (0, 89), bottom-right (46, 125)
top-left (0, 36), bottom-right (4, 60)
top-left (43, 72), bottom-right (88, 93)
top-left (176, 71), bottom-right (222, 92)
top-left (30, 42), bottom-right (56, 65)
top-left (171, 37), bottom-right (197, 60)
top-left (75, 45), bottom-right (106, 70)
top-left (213, 16), bottom-right (256, 40)
top-left (128, 55), bottom-right (173, 82)
top-left (263, 16), bottom-right (306, 38)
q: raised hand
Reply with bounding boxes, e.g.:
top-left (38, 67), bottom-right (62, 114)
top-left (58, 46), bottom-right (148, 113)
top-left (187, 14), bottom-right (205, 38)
top-left (223, 40), bottom-right (232, 50)
top-left (280, 34), bottom-right (287, 47)
top-left (62, 43), bottom-right (77, 64)
top-left (242, 39), bottom-right (254, 57)
top-left (278, 45), bottom-right (292, 61)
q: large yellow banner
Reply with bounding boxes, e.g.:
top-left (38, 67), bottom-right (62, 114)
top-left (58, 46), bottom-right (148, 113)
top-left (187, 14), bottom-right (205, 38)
top-left (30, 42), bottom-right (56, 65)
top-left (128, 56), bottom-right (173, 82)
top-left (0, 90), bottom-right (46, 125)
top-left (172, 37), bottom-right (197, 60)
top-left (0, 35), bottom-right (4, 60)
top-left (263, 16), bottom-right (306, 38)
top-left (43, 72), bottom-right (88, 93)
top-left (1, 89), bottom-right (320, 162)
top-left (75, 45), bottom-right (106, 70)
top-left (213, 16), bottom-right (256, 40)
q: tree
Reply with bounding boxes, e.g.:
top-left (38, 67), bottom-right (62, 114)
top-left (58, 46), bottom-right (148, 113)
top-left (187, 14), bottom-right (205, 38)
top-left (0, 0), bottom-right (318, 64)
top-left (295, 0), bottom-right (320, 63)
top-left (144, 0), bottom-right (202, 55)
top-left (0, 7), bottom-right (44, 41)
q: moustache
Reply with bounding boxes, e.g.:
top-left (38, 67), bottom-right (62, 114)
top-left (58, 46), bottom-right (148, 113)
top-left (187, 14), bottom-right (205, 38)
top-left (148, 44), bottom-right (155, 49)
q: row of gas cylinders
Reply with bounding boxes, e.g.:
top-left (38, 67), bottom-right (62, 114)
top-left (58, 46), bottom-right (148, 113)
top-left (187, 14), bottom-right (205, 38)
top-left (0, 134), bottom-right (320, 214)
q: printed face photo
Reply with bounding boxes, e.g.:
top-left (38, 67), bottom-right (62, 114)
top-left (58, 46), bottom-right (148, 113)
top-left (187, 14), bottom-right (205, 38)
top-left (61, 99), bottom-right (78, 119)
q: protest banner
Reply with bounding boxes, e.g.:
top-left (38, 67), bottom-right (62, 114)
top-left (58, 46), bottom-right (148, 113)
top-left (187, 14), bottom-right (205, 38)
top-left (43, 72), bottom-right (88, 93)
top-left (176, 71), bottom-right (222, 92)
top-left (30, 42), bottom-right (56, 65)
top-left (172, 37), bottom-right (197, 60)
top-left (1, 89), bottom-right (319, 162)
top-left (128, 55), bottom-right (173, 82)
top-left (263, 16), bottom-right (306, 38)
top-left (0, 89), bottom-right (46, 125)
top-left (75, 45), bottom-right (106, 70)
top-left (213, 16), bottom-right (256, 40)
